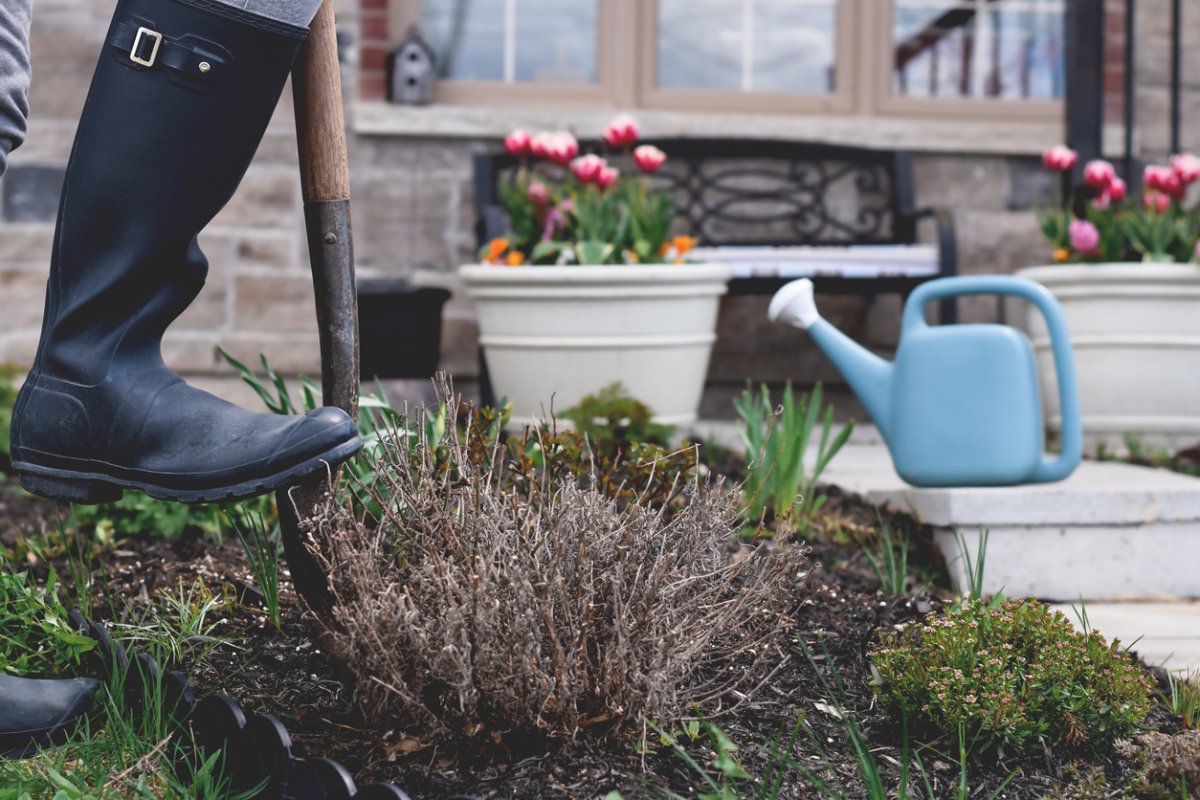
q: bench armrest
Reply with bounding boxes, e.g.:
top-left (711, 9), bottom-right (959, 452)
top-left (904, 206), bottom-right (958, 323)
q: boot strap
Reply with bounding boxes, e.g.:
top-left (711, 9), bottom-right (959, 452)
top-left (110, 20), bottom-right (228, 89)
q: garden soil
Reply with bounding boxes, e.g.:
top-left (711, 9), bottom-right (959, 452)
top-left (0, 478), bottom-right (1190, 799)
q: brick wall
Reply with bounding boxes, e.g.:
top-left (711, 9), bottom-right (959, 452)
top-left (1, 0), bottom-right (1195, 418)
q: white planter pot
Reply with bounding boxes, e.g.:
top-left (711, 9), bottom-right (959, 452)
top-left (1017, 263), bottom-right (1200, 452)
top-left (459, 264), bottom-right (732, 428)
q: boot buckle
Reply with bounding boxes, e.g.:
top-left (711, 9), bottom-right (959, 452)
top-left (130, 27), bottom-right (163, 68)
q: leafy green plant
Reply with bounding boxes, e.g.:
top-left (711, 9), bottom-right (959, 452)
top-left (71, 492), bottom-right (221, 543)
top-left (643, 720), bottom-right (756, 800)
top-left (562, 383), bottom-right (674, 452)
top-left (952, 528), bottom-right (992, 601)
top-left (871, 597), bottom-right (1153, 756)
top-left (734, 382), bottom-right (853, 534)
top-left (1165, 669), bottom-right (1200, 731)
top-left (228, 511), bottom-right (282, 630)
top-left (0, 569), bottom-right (96, 678)
top-left (861, 517), bottom-right (909, 595)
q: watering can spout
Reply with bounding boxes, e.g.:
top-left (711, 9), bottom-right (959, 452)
top-left (769, 279), bottom-right (895, 442)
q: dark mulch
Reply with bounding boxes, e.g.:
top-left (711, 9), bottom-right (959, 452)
top-left (0, 477), bottom-right (1187, 799)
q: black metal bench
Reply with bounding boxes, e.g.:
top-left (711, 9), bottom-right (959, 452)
top-left (474, 137), bottom-right (957, 316)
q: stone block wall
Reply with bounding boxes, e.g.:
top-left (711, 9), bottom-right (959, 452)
top-left (0, 0), bottom-right (1193, 419)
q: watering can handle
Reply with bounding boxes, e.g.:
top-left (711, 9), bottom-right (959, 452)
top-left (903, 276), bottom-right (1082, 484)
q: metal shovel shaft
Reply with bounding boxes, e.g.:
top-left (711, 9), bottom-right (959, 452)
top-left (279, 0), bottom-right (359, 618)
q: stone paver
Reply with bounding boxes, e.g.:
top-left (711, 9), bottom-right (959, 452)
top-left (692, 420), bottom-right (1200, 602)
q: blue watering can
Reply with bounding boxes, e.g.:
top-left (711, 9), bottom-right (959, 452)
top-left (768, 276), bottom-right (1082, 487)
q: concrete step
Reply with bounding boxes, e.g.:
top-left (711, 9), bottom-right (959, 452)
top-left (1052, 602), bottom-right (1200, 674)
top-left (691, 421), bottom-right (1200, 602)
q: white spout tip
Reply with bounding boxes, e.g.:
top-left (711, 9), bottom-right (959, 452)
top-left (768, 278), bottom-right (820, 329)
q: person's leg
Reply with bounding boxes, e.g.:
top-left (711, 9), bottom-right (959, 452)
top-left (0, 0), bottom-right (32, 177)
top-left (213, 0), bottom-right (326, 28)
top-left (9, 0), bottom-right (362, 505)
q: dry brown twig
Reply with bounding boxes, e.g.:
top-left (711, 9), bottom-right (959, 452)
top-left (304, 386), bottom-right (810, 741)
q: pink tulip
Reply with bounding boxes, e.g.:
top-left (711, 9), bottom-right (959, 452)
top-left (527, 180), bottom-right (549, 206)
top-left (603, 114), bottom-right (640, 149)
top-left (1195, 240), bottom-right (1200, 262)
top-left (1146, 164), bottom-right (1185, 200)
top-left (530, 131), bottom-right (552, 159)
top-left (1043, 145), bottom-right (1078, 172)
top-left (1068, 219), bottom-right (1100, 255)
top-left (1144, 189), bottom-right (1171, 213)
top-left (633, 145), bottom-right (667, 174)
top-left (1145, 165), bottom-right (1174, 191)
top-left (1106, 177), bottom-right (1127, 203)
top-left (1172, 153), bottom-right (1200, 184)
top-left (1082, 159), bottom-right (1116, 189)
top-left (504, 129), bottom-right (532, 157)
top-left (1092, 193), bottom-right (1111, 211)
top-left (570, 154), bottom-right (606, 184)
top-left (544, 131), bottom-right (579, 166)
top-left (596, 165), bottom-right (621, 190)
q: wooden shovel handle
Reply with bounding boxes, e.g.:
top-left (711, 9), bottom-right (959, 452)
top-left (292, 0), bottom-right (350, 203)
top-left (280, 0), bottom-right (359, 620)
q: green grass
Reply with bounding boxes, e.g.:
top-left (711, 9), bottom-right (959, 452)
top-left (0, 645), bottom-right (252, 800)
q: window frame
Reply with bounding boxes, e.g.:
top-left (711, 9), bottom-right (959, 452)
top-left (635, 0), bottom-right (859, 115)
top-left (384, 0), bottom-right (1065, 121)
top-left (388, 0), bottom-right (625, 107)
top-left (871, 0), bottom-right (1066, 121)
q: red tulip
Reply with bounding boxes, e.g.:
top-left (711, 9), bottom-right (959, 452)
top-left (1106, 177), bottom-right (1127, 203)
top-left (570, 154), bottom-right (606, 184)
top-left (1172, 153), bottom-right (1200, 184)
top-left (544, 131), bottom-right (579, 166)
top-left (504, 129), bottom-right (532, 157)
top-left (603, 114), bottom-right (640, 149)
top-left (1043, 145), bottom-right (1078, 172)
top-left (633, 145), bottom-right (667, 174)
top-left (596, 165), bottom-right (621, 190)
top-left (1082, 159), bottom-right (1116, 189)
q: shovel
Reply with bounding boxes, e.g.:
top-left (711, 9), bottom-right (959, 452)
top-left (277, 0), bottom-right (358, 618)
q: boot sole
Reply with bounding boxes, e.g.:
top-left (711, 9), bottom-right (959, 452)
top-left (14, 437), bottom-right (363, 505)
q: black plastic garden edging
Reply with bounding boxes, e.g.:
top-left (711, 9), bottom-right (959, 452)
top-left (53, 611), bottom-right (483, 800)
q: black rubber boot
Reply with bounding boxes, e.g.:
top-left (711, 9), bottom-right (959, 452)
top-left (0, 675), bottom-right (101, 758)
top-left (9, 0), bottom-right (361, 505)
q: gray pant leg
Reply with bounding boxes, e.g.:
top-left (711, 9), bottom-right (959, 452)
top-left (213, 0), bottom-right (326, 28)
top-left (0, 0), bottom-right (32, 178)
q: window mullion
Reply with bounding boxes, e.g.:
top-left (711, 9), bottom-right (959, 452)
top-left (504, 0), bottom-right (517, 85)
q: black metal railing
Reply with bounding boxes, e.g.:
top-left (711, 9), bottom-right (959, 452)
top-left (1068, 0), bottom-right (1184, 179)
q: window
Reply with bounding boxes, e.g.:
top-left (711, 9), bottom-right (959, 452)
top-left (383, 0), bottom-right (1064, 120)
top-left (891, 0), bottom-right (1065, 100)
top-left (419, 0), bottom-right (599, 84)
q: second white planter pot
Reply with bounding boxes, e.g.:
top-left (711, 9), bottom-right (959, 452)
top-left (460, 264), bottom-right (732, 428)
top-left (1017, 262), bottom-right (1200, 452)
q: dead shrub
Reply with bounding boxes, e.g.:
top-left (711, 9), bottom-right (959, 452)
top-left (304, 397), bottom-right (808, 741)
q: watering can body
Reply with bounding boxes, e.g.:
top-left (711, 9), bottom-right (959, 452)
top-left (769, 275), bottom-right (1082, 487)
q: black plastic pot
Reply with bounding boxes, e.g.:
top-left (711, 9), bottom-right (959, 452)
top-left (357, 279), bottom-right (452, 381)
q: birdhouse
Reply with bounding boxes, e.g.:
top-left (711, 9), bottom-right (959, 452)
top-left (388, 27), bottom-right (436, 106)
